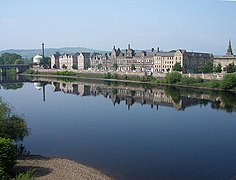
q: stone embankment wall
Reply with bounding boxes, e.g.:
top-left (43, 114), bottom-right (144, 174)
top-left (35, 69), bottom-right (225, 80)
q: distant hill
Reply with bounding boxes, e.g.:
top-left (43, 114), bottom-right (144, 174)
top-left (0, 47), bottom-right (108, 59)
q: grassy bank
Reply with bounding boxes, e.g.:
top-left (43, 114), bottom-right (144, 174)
top-left (22, 69), bottom-right (236, 91)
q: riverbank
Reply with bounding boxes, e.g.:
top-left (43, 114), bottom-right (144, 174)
top-left (21, 69), bottom-right (236, 92)
top-left (15, 155), bottom-right (112, 180)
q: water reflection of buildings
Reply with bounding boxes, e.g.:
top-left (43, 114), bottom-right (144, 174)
top-left (50, 81), bottom-right (233, 111)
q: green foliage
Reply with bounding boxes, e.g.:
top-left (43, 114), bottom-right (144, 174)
top-left (97, 63), bottom-right (102, 70)
top-left (180, 76), bottom-right (197, 85)
top-left (165, 71), bottom-right (182, 84)
top-left (0, 115), bottom-right (29, 142)
top-left (41, 57), bottom-right (51, 66)
top-left (14, 171), bottom-right (36, 180)
top-left (226, 63), bottom-right (236, 73)
top-left (0, 53), bottom-right (22, 65)
top-left (104, 72), bottom-right (112, 79)
top-left (201, 61), bottom-right (213, 73)
top-left (62, 64), bottom-right (67, 69)
top-left (0, 138), bottom-right (17, 178)
top-left (221, 73), bottom-right (236, 89)
top-left (84, 61), bottom-right (91, 69)
top-left (24, 69), bottom-right (35, 74)
top-left (131, 64), bottom-right (136, 71)
top-left (172, 62), bottom-right (182, 72)
top-left (14, 59), bottom-right (25, 65)
top-left (72, 64), bottom-right (78, 70)
top-left (112, 63), bottom-right (118, 71)
top-left (56, 71), bottom-right (77, 76)
top-left (0, 99), bottom-right (29, 142)
top-left (214, 63), bottom-right (222, 73)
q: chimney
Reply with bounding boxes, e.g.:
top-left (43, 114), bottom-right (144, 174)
top-left (157, 47), bottom-right (160, 52)
top-left (151, 48), bottom-right (154, 52)
top-left (42, 43), bottom-right (45, 58)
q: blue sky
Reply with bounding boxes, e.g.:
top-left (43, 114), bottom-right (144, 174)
top-left (0, 0), bottom-right (236, 54)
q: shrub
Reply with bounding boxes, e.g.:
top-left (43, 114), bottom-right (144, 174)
top-left (165, 71), bottom-right (182, 84)
top-left (0, 115), bottom-right (29, 142)
top-left (221, 73), bottom-right (236, 89)
top-left (56, 71), bottom-right (77, 76)
top-left (104, 72), bottom-right (112, 79)
top-left (209, 80), bottom-right (220, 88)
top-left (15, 170), bottom-right (36, 180)
top-left (180, 76), bottom-right (197, 85)
top-left (0, 138), bottom-right (17, 178)
top-left (24, 69), bottom-right (34, 74)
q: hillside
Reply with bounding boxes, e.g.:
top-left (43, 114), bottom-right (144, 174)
top-left (0, 47), bottom-right (108, 59)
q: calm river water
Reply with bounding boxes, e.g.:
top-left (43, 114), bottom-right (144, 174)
top-left (1, 76), bottom-right (236, 180)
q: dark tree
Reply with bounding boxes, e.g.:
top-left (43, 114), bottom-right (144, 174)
top-left (172, 62), bottom-right (182, 72)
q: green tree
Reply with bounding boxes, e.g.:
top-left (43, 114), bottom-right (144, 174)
top-left (97, 63), bottom-right (102, 70)
top-left (41, 57), bottom-right (51, 66)
top-left (201, 61), bottom-right (213, 73)
top-left (214, 63), bottom-right (222, 73)
top-left (112, 63), bottom-right (118, 71)
top-left (172, 62), bottom-right (182, 72)
top-left (62, 64), bottom-right (67, 69)
top-left (0, 53), bottom-right (22, 65)
top-left (72, 64), bottom-right (78, 70)
top-left (14, 59), bottom-right (25, 64)
top-left (0, 98), bottom-right (29, 141)
top-left (221, 73), bottom-right (236, 89)
top-left (226, 63), bottom-right (236, 73)
top-left (165, 71), bottom-right (182, 84)
top-left (131, 64), bottom-right (136, 71)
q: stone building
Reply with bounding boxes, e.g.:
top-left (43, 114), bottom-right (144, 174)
top-left (51, 52), bottom-right (91, 70)
top-left (214, 40), bottom-right (236, 71)
top-left (77, 52), bottom-right (91, 70)
top-left (90, 44), bottom-right (213, 73)
top-left (91, 44), bottom-right (154, 72)
top-left (51, 54), bottom-right (60, 69)
top-left (153, 49), bottom-right (213, 73)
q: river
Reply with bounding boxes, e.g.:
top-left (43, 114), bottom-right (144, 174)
top-left (0, 75), bottom-right (236, 179)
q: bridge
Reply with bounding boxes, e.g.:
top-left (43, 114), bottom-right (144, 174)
top-left (0, 64), bottom-right (30, 75)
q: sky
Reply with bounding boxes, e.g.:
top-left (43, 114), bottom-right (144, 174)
top-left (0, 0), bottom-right (236, 55)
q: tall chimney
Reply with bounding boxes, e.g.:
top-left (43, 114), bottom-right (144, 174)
top-left (157, 47), bottom-right (160, 52)
top-left (42, 43), bottom-right (45, 58)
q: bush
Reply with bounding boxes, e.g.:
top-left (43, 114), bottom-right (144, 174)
top-left (165, 71), bottom-right (182, 84)
top-left (24, 69), bottom-right (34, 74)
top-left (209, 80), bottom-right (220, 88)
top-left (180, 76), bottom-right (197, 85)
top-left (56, 71), bottom-right (77, 76)
top-left (15, 170), bottom-right (36, 180)
top-left (0, 115), bottom-right (29, 142)
top-left (221, 73), bottom-right (236, 89)
top-left (0, 138), bottom-right (17, 178)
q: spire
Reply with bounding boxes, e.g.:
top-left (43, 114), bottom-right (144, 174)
top-left (226, 40), bottom-right (233, 56)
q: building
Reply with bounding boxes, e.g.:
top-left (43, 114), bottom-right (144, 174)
top-left (154, 49), bottom-right (213, 73)
top-left (91, 44), bottom-right (155, 72)
top-left (51, 44), bottom-right (213, 73)
top-left (51, 54), bottom-right (60, 69)
top-left (51, 52), bottom-right (91, 70)
top-left (77, 52), bottom-right (91, 70)
top-left (214, 40), bottom-right (236, 71)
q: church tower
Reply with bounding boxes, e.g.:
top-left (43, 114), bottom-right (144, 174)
top-left (226, 40), bottom-right (233, 56)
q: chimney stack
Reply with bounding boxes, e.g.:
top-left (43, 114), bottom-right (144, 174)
top-left (157, 47), bottom-right (160, 52)
top-left (42, 43), bottom-right (45, 58)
